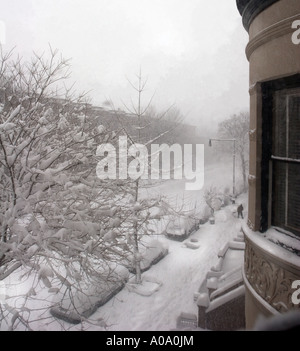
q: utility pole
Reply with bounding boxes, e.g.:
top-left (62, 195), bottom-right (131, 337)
top-left (209, 138), bottom-right (236, 201)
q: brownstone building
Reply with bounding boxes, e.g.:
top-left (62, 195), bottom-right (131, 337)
top-left (236, 0), bottom-right (300, 328)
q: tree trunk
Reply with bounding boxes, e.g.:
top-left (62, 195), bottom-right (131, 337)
top-left (133, 179), bottom-right (142, 284)
top-left (1, 225), bottom-right (8, 243)
top-left (133, 231), bottom-right (142, 284)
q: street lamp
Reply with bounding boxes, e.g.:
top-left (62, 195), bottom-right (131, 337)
top-left (209, 138), bottom-right (236, 201)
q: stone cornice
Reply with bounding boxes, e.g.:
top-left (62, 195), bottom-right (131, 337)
top-left (246, 14), bottom-right (300, 60)
top-left (237, 0), bottom-right (280, 31)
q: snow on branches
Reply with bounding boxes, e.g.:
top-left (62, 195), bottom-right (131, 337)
top-left (0, 48), bottom-right (135, 330)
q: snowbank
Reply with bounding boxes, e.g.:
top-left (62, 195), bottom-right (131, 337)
top-left (126, 274), bottom-right (162, 297)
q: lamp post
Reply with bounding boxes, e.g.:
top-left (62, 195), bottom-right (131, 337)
top-left (209, 138), bottom-right (236, 201)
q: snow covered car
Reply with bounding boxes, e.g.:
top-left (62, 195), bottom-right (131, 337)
top-left (165, 215), bottom-right (199, 241)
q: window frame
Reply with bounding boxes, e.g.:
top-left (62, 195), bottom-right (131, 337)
top-left (261, 75), bottom-right (300, 236)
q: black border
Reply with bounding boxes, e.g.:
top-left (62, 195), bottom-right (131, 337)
top-left (236, 0), bottom-right (280, 31)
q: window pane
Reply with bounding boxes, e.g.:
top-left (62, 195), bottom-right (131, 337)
top-left (272, 161), bottom-right (300, 236)
top-left (272, 161), bottom-right (286, 229)
top-left (288, 95), bottom-right (300, 160)
top-left (287, 163), bottom-right (300, 235)
top-left (273, 92), bottom-right (287, 158)
top-left (272, 88), bottom-right (300, 237)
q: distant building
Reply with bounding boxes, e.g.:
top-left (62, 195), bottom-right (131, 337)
top-left (236, 0), bottom-right (300, 328)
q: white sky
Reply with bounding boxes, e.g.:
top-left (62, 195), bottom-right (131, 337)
top-left (1, 0), bottom-right (249, 129)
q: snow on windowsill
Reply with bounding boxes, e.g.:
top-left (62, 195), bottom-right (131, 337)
top-left (242, 224), bottom-right (300, 268)
top-left (265, 227), bottom-right (300, 254)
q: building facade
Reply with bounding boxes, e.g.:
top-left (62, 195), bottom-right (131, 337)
top-left (236, 0), bottom-right (300, 328)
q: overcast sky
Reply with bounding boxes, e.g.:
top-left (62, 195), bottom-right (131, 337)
top-left (1, 0), bottom-right (249, 131)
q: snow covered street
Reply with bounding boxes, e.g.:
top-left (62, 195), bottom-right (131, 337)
top-left (68, 193), bottom-right (247, 331)
top-left (0, 161), bottom-right (248, 331)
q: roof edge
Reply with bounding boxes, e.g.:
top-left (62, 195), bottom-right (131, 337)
top-left (236, 0), bottom-right (280, 31)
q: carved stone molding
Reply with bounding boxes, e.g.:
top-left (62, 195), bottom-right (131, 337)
top-left (246, 14), bottom-right (300, 59)
top-left (244, 237), bottom-right (300, 313)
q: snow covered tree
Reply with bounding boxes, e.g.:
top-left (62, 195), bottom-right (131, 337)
top-left (104, 70), bottom-right (181, 284)
top-left (203, 186), bottom-right (223, 217)
top-left (0, 47), bottom-right (132, 329)
top-left (0, 49), bottom-right (182, 329)
top-left (218, 112), bottom-right (249, 193)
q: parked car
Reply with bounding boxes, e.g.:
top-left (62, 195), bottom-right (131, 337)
top-left (165, 215), bottom-right (199, 241)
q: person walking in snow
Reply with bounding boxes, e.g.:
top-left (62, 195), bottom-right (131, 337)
top-left (237, 204), bottom-right (244, 219)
